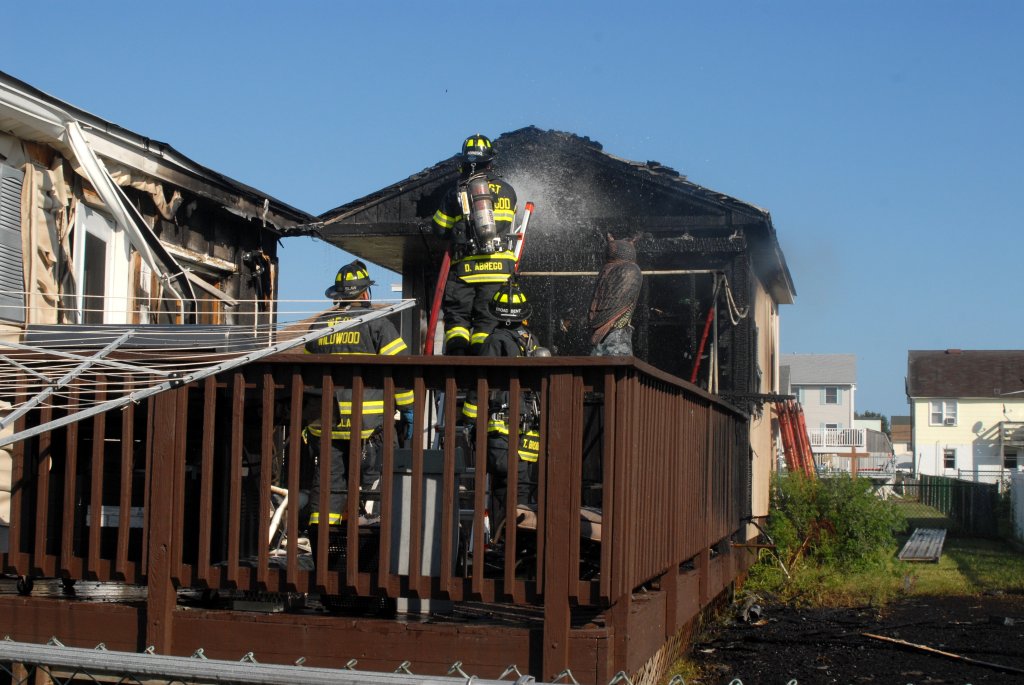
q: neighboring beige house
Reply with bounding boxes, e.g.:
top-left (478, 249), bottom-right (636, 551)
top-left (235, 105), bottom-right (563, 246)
top-left (891, 415), bottom-right (913, 469)
top-left (906, 349), bottom-right (1024, 483)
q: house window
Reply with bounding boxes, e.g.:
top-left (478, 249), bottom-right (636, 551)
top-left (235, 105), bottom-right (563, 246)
top-left (824, 423), bottom-right (839, 431)
top-left (1005, 449), bottom-right (1019, 470)
top-left (930, 400), bottom-right (958, 426)
top-left (824, 387), bottom-right (839, 404)
top-left (74, 203), bottom-right (130, 324)
top-left (943, 448), bottom-right (956, 469)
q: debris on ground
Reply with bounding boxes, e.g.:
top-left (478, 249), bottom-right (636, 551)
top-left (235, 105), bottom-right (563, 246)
top-left (692, 594), bottom-right (1024, 683)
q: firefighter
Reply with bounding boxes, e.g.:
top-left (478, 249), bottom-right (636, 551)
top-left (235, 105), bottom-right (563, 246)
top-left (432, 133), bottom-right (518, 355)
top-left (304, 260), bottom-right (413, 529)
top-left (461, 280), bottom-right (548, 537)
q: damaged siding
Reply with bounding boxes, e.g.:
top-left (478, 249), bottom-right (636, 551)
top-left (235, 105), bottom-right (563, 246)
top-left (0, 69), bottom-right (313, 329)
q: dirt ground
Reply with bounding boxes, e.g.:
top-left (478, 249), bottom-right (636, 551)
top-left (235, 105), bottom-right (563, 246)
top-left (690, 594), bottom-right (1024, 684)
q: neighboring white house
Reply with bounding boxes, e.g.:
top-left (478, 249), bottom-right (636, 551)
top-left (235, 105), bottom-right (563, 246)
top-left (780, 353), bottom-right (857, 450)
top-left (906, 349), bottom-right (1024, 483)
top-left (780, 353), bottom-right (894, 473)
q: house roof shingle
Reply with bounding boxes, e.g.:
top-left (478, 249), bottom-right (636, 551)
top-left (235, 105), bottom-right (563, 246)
top-left (780, 353), bottom-right (856, 386)
top-left (906, 350), bottom-right (1024, 399)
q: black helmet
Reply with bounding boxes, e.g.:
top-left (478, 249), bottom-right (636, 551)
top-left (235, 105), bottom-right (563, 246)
top-left (461, 133), bottom-right (495, 166)
top-left (489, 280), bottom-right (532, 323)
top-left (325, 260), bottom-right (375, 299)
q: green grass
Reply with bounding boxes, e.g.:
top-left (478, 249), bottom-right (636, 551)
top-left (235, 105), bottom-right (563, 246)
top-left (905, 537), bottom-right (1024, 596)
top-left (889, 498), bottom-right (956, 531)
top-left (742, 536), bottom-right (1024, 608)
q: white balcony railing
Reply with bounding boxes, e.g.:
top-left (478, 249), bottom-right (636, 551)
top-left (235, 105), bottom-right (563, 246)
top-left (808, 428), bottom-right (865, 449)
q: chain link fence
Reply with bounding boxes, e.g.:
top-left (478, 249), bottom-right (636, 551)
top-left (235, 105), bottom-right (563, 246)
top-left (0, 638), bottom-right (797, 685)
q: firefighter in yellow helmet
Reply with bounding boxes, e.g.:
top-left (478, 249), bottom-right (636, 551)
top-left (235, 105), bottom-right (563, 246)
top-left (432, 134), bottom-right (518, 355)
top-left (304, 260), bottom-right (413, 530)
top-left (461, 279), bottom-right (548, 537)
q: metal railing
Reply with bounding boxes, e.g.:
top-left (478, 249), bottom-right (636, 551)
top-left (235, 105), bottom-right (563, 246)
top-left (1, 354), bottom-right (749, 680)
top-left (807, 428), bottom-right (864, 449)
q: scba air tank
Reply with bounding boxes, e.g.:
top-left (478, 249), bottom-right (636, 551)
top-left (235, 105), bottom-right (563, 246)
top-left (466, 174), bottom-right (500, 253)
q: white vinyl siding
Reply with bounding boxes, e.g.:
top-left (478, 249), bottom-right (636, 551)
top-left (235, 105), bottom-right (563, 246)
top-left (0, 163), bottom-right (25, 323)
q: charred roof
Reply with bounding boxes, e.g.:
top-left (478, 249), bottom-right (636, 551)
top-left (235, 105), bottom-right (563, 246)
top-left (313, 126), bottom-right (795, 304)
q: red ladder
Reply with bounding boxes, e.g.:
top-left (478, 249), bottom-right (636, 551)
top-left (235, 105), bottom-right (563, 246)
top-left (775, 399), bottom-right (816, 478)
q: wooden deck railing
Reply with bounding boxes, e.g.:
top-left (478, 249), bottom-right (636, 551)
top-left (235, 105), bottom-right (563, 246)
top-left (3, 354), bottom-right (749, 673)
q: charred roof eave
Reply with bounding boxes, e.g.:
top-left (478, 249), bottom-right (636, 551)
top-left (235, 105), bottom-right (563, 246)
top-left (316, 126), bottom-right (796, 303)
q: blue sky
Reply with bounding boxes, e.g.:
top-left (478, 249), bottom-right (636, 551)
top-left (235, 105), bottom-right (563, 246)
top-left (5, 1), bottom-right (1022, 418)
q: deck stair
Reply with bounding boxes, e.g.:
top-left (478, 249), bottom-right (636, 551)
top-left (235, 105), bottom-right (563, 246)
top-left (898, 528), bottom-right (947, 562)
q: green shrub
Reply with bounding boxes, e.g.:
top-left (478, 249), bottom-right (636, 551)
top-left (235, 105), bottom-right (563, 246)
top-left (766, 473), bottom-right (906, 572)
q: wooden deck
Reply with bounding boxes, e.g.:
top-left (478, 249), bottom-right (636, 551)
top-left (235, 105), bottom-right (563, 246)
top-left (0, 354), bottom-right (755, 683)
top-left (898, 528), bottom-right (947, 563)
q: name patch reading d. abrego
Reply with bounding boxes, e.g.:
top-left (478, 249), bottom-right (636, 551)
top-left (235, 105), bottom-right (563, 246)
top-left (465, 261), bottom-right (508, 272)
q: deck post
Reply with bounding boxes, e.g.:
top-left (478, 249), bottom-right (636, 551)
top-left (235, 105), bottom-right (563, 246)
top-left (146, 388), bottom-right (181, 652)
top-left (541, 372), bottom-right (574, 679)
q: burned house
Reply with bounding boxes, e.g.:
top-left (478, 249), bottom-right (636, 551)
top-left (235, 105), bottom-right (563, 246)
top-left (316, 126), bottom-right (795, 518)
top-left (0, 107), bottom-right (796, 683)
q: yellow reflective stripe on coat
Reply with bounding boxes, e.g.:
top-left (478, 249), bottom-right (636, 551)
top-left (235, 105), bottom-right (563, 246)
top-left (380, 338), bottom-right (408, 355)
top-left (457, 250), bottom-right (516, 264)
top-left (519, 430), bottom-right (540, 462)
top-left (470, 331), bottom-right (491, 345)
top-left (460, 273), bottom-right (514, 284)
top-left (463, 401), bottom-right (478, 419)
top-left (445, 326), bottom-right (470, 342)
top-left (488, 420), bottom-right (510, 434)
top-left (494, 208), bottom-right (515, 223)
top-left (433, 209), bottom-right (460, 228)
top-left (339, 400), bottom-right (386, 414)
top-left (309, 511), bottom-right (345, 525)
top-left (395, 389), bottom-right (414, 406)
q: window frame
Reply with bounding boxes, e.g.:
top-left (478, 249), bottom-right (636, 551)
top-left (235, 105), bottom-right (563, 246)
top-left (824, 386), bottom-right (839, 405)
top-left (943, 448), bottom-right (956, 470)
top-left (74, 203), bottom-right (130, 324)
top-left (929, 400), bottom-right (958, 427)
top-left (1004, 448), bottom-right (1018, 470)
